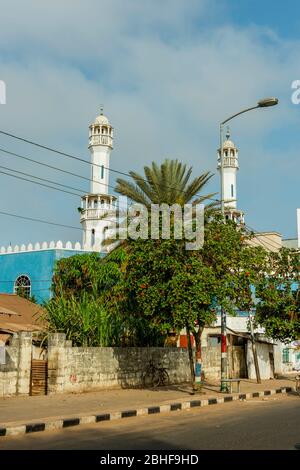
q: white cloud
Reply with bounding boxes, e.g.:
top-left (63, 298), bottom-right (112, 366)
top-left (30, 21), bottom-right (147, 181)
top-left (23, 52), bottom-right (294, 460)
top-left (0, 0), bottom-right (299, 244)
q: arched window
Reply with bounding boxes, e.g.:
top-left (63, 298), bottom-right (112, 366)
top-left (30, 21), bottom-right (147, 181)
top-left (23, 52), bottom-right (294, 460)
top-left (14, 275), bottom-right (31, 299)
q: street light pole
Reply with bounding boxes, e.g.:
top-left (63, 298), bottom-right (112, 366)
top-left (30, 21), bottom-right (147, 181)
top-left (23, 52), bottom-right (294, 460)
top-left (219, 97), bottom-right (278, 393)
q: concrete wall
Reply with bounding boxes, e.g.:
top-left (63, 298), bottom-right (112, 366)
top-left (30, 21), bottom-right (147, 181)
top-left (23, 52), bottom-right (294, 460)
top-left (201, 346), bottom-right (220, 381)
top-left (246, 341), bottom-right (275, 380)
top-left (47, 333), bottom-right (190, 394)
top-left (0, 332), bottom-right (32, 397)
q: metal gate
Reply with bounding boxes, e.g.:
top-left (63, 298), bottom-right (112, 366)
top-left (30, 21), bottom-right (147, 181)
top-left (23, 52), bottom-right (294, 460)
top-left (30, 359), bottom-right (48, 396)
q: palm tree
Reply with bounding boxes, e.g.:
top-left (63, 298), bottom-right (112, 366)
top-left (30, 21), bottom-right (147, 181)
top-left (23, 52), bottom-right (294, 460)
top-left (115, 159), bottom-right (217, 208)
top-left (102, 159), bottom-right (218, 250)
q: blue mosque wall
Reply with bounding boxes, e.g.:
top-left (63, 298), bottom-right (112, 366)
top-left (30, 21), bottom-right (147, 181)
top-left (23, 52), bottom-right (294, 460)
top-left (0, 249), bottom-right (87, 304)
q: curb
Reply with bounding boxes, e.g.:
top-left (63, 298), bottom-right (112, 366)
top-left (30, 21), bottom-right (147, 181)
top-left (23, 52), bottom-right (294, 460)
top-left (0, 386), bottom-right (294, 438)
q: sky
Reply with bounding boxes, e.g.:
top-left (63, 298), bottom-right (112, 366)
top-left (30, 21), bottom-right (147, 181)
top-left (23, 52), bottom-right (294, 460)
top-left (0, 0), bottom-right (299, 246)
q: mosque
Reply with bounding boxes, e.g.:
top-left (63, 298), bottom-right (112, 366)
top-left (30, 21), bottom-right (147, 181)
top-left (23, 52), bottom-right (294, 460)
top-left (0, 110), bottom-right (115, 303)
top-left (0, 110), bottom-right (297, 304)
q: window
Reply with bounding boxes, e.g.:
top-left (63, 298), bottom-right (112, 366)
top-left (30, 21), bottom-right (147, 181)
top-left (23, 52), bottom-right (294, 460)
top-left (101, 165), bottom-right (104, 179)
top-left (14, 275), bottom-right (31, 299)
top-left (231, 184), bottom-right (234, 198)
top-left (91, 229), bottom-right (95, 247)
top-left (282, 348), bottom-right (290, 363)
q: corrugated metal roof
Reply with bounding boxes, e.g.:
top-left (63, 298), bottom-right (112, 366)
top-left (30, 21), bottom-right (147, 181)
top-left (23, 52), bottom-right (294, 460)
top-left (0, 294), bottom-right (46, 333)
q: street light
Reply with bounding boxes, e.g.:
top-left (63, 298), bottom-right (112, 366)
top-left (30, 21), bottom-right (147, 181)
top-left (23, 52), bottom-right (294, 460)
top-left (258, 97), bottom-right (279, 107)
top-left (219, 97), bottom-right (278, 393)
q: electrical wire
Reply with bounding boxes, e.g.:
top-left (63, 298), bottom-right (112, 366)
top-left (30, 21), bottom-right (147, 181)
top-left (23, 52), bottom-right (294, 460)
top-left (0, 164), bottom-right (84, 195)
top-left (0, 129), bottom-right (221, 203)
top-left (0, 169), bottom-right (81, 197)
top-left (0, 146), bottom-right (117, 193)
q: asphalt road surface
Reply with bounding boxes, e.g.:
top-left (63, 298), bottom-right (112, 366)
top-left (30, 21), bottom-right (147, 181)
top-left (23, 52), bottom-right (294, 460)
top-left (1, 394), bottom-right (299, 450)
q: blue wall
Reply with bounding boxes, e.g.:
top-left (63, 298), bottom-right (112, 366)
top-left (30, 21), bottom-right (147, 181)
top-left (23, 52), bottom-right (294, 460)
top-left (0, 249), bottom-right (87, 303)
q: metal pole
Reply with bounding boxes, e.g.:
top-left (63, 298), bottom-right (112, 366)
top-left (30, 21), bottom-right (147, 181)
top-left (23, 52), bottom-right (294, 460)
top-left (218, 99), bottom-right (278, 393)
top-left (220, 307), bottom-right (228, 392)
top-left (219, 124), bottom-right (228, 392)
top-left (220, 123), bottom-right (225, 217)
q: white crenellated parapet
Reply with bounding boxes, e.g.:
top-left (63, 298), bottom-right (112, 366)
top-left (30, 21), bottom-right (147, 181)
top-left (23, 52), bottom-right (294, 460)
top-left (0, 240), bottom-right (83, 254)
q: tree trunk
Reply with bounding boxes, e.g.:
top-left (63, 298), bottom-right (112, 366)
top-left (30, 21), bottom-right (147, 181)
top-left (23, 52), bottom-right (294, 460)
top-left (186, 323), bottom-right (195, 387)
top-left (248, 313), bottom-right (261, 383)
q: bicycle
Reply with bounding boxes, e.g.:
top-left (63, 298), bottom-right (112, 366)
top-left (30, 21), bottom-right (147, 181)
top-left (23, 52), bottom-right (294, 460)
top-left (142, 359), bottom-right (170, 388)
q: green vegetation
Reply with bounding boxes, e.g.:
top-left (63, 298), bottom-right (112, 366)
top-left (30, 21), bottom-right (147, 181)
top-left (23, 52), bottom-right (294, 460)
top-left (254, 248), bottom-right (300, 342)
top-left (44, 158), bottom-right (299, 382)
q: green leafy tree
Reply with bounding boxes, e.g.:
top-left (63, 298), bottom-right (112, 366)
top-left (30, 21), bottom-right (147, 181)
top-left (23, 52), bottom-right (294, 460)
top-left (47, 247), bottom-right (165, 347)
top-left (52, 249), bottom-right (126, 299)
top-left (255, 248), bottom-right (300, 342)
top-left (119, 217), bottom-right (267, 387)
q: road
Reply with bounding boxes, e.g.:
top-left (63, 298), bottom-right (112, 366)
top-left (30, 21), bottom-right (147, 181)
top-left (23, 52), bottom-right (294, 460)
top-left (1, 394), bottom-right (299, 450)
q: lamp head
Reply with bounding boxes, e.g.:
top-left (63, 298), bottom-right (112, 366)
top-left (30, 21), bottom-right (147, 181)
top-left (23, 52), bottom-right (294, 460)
top-left (257, 97), bottom-right (278, 107)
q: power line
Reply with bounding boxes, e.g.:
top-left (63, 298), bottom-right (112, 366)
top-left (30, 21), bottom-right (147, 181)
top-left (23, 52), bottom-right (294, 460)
top-left (0, 209), bottom-right (84, 231)
top-left (0, 279), bottom-right (51, 282)
top-left (245, 223), bottom-right (284, 251)
top-left (0, 128), bottom-right (137, 179)
top-left (0, 146), bottom-right (117, 193)
top-left (0, 169), bottom-right (81, 197)
top-left (2, 130), bottom-right (286, 245)
top-left (0, 209), bottom-right (117, 232)
top-left (0, 164), bottom-right (84, 195)
top-left (0, 129), bottom-right (221, 203)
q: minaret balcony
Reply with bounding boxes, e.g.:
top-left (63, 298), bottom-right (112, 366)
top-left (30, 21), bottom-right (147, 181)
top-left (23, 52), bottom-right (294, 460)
top-left (80, 207), bottom-right (115, 222)
top-left (89, 135), bottom-right (113, 148)
top-left (217, 156), bottom-right (239, 169)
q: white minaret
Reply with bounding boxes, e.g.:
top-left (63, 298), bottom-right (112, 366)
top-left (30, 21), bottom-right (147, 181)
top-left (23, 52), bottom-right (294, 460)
top-left (218, 127), bottom-right (244, 224)
top-left (80, 109), bottom-right (116, 251)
